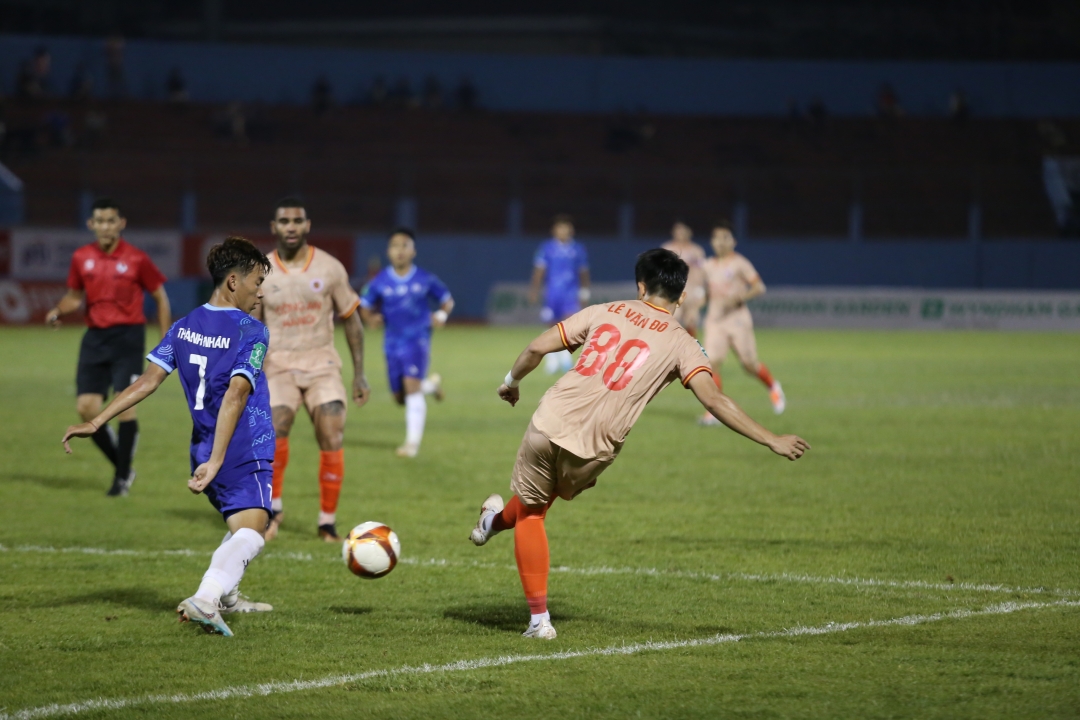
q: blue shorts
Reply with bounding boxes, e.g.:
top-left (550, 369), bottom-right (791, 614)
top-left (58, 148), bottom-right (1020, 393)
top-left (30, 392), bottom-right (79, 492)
top-left (541, 294), bottom-right (580, 324)
top-left (385, 336), bottom-right (430, 395)
top-left (199, 458), bottom-right (273, 520)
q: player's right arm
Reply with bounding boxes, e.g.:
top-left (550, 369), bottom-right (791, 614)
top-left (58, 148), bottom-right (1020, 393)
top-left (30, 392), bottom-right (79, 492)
top-left (687, 371), bottom-right (809, 460)
top-left (61, 364), bottom-right (169, 451)
top-left (45, 289), bottom-right (85, 326)
top-left (497, 324), bottom-right (570, 407)
top-left (189, 375), bottom-right (251, 493)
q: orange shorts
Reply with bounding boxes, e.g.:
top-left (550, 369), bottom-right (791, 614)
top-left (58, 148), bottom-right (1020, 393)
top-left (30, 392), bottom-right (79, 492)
top-left (267, 368), bottom-right (347, 416)
top-left (704, 306), bottom-right (758, 367)
top-left (510, 421), bottom-right (614, 506)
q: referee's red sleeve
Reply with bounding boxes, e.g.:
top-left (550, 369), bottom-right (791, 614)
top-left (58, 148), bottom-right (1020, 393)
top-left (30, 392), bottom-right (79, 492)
top-left (67, 254), bottom-right (84, 290)
top-left (140, 256), bottom-right (167, 292)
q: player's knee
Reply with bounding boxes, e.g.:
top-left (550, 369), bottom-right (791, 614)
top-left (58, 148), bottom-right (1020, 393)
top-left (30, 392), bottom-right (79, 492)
top-left (315, 402), bottom-right (345, 450)
top-left (271, 406), bottom-right (295, 436)
top-left (76, 395), bottom-right (101, 420)
top-left (742, 359), bottom-right (760, 374)
top-left (117, 406), bottom-right (137, 421)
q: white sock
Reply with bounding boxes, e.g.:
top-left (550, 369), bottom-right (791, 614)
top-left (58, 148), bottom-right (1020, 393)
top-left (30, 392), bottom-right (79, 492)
top-left (420, 377), bottom-right (438, 395)
top-left (194, 527), bottom-right (264, 604)
top-left (530, 611), bottom-right (550, 625)
top-left (405, 392), bottom-right (426, 446)
top-left (271, 497), bottom-right (283, 513)
top-left (318, 511), bottom-right (336, 527)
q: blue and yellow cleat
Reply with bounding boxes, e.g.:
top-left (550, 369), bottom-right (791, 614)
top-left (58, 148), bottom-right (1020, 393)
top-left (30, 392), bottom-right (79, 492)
top-left (177, 597), bottom-right (234, 637)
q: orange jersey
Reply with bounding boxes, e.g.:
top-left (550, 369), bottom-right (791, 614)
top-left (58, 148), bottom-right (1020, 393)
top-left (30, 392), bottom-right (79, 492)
top-left (261, 246), bottom-right (361, 374)
top-left (531, 300), bottom-right (712, 461)
top-left (704, 252), bottom-right (761, 321)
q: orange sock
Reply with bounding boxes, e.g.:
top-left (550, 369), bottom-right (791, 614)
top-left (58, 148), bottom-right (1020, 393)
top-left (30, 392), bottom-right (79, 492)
top-left (271, 438), bottom-right (289, 503)
top-left (756, 364), bottom-right (775, 388)
top-left (318, 449), bottom-right (344, 516)
top-left (492, 496), bottom-right (552, 613)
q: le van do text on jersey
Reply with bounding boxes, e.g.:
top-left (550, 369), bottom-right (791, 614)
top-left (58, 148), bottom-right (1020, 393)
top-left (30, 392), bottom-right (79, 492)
top-left (606, 303), bottom-right (670, 332)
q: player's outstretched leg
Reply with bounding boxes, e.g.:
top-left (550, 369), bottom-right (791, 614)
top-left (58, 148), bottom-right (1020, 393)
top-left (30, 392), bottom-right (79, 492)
top-left (397, 388), bottom-right (426, 458)
top-left (317, 449), bottom-right (344, 542)
top-left (751, 363), bottom-right (785, 414)
top-left (177, 522), bottom-right (267, 637)
top-left (420, 373), bottom-right (444, 402)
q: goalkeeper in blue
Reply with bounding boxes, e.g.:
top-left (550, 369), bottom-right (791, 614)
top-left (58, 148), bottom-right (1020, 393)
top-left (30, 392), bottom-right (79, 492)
top-left (62, 237), bottom-right (275, 637)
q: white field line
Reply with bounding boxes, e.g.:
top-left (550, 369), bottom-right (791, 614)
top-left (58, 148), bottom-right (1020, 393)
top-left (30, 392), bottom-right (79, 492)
top-left (2, 542), bottom-right (1078, 598)
top-left (3, 598), bottom-right (1078, 720)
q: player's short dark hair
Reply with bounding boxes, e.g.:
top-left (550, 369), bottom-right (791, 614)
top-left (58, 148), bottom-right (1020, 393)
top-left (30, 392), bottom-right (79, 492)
top-left (713, 218), bottom-right (733, 232)
top-left (274, 196), bottom-right (306, 216)
top-left (635, 248), bottom-right (688, 303)
top-left (91, 197), bottom-right (122, 215)
top-left (388, 227), bottom-right (415, 241)
top-left (207, 236), bottom-right (272, 287)
top-left (552, 213), bottom-right (574, 226)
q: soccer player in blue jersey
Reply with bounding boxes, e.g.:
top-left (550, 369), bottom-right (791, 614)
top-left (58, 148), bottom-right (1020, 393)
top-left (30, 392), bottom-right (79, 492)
top-left (528, 214), bottom-right (591, 373)
top-left (62, 237), bottom-right (275, 637)
top-left (360, 228), bottom-right (454, 458)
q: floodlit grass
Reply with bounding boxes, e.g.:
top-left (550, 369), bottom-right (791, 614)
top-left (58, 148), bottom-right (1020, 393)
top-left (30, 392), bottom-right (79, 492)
top-left (1, 324), bottom-right (1078, 719)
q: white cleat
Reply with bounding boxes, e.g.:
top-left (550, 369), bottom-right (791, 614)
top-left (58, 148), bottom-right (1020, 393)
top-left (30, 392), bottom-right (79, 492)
top-left (395, 443), bottom-right (419, 458)
top-left (470, 493), bottom-right (505, 546)
top-left (428, 373), bottom-right (445, 402)
top-left (177, 597), bottom-right (233, 636)
top-left (770, 382), bottom-right (786, 415)
top-left (221, 592), bottom-right (273, 614)
top-left (698, 412), bottom-right (721, 426)
top-left (522, 618), bottom-right (558, 640)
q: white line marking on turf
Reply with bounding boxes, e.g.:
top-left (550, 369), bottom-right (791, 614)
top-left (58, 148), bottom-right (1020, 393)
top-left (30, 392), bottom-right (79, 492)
top-left (2, 543), bottom-right (1077, 598)
top-left (3, 599), bottom-right (1077, 720)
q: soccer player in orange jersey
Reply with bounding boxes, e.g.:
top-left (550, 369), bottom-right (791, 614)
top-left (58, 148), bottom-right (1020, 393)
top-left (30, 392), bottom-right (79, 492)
top-left (701, 221), bottom-right (785, 420)
top-left (660, 220), bottom-right (707, 336)
top-left (469, 248), bottom-right (809, 639)
top-left (256, 197), bottom-right (370, 543)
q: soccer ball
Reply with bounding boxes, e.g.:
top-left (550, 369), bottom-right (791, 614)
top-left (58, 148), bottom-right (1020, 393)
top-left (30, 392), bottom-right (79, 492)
top-left (342, 522), bottom-right (401, 579)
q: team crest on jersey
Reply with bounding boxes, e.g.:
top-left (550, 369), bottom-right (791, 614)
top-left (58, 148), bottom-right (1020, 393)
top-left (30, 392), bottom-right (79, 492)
top-left (83, 259), bottom-right (94, 271)
top-left (249, 343), bottom-right (266, 369)
top-left (116, 261), bottom-right (129, 274)
top-left (309, 278), bottom-right (324, 293)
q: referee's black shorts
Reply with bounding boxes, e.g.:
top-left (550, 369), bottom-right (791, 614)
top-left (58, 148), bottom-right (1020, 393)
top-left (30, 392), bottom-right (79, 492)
top-left (76, 324), bottom-right (146, 397)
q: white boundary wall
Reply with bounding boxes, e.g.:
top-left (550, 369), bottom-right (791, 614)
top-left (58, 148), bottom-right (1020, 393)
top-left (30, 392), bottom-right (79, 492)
top-left (488, 283), bottom-right (1080, 331)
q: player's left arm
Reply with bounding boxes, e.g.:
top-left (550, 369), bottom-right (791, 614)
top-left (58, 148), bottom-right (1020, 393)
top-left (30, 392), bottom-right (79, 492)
top-left (150, 285), bottom-right (172, 337)
top-left (62, 364), bottom-right (169, 452)
top-left (737, 260), bottom-right (766, 307)
top-left (189, 375), bottom-right (251, 493)
top-left (429, 279), bottom-right (454, 328)
top-left (687, 372), bottom-right (808, 460)
top-left (497, 324), bottom-right (572, 407)
top-left (342, 311), bottom-right (370, 407)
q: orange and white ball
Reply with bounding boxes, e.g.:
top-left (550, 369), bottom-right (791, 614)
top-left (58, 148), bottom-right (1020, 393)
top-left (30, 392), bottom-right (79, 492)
top-left (342, 522), bottom-right (401, 579)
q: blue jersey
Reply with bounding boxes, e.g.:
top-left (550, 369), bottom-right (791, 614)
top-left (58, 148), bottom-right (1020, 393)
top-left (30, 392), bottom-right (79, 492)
top-left (360, 265), bottom-right (452, 341)
top-left (147, 304), bottom-right (274, 475)
top-left (534, 239), bottom-right (588, 298)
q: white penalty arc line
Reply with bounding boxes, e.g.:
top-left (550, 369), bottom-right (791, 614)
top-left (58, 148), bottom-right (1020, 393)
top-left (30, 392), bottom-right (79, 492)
top-left (4, 599), bottom-right (1078, 720)
top-left (2, 543), bottom-right (1078, 598)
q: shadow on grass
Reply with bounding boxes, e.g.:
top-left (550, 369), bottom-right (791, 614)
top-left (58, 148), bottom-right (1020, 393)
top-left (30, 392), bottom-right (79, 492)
top-left (165, 508), bottom-right (228, 529)
top-left (42, 587), bottom-right (177, 612)
top-left (328, 606), bottom-right (374, 616)
top-left (6, 472), bottom-right (103, 492)
top-left (443, 602), bottom-right (573, 633)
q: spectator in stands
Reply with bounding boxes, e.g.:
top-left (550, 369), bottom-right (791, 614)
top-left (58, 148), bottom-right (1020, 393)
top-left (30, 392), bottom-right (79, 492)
top-left (422, 74), bottom-right (444, 109)
top-left (875, 83), bottom-right (903, 118)
top-left (105, 35), bottom-right (127, 98)
top-left (369, 75), bottom-right (388, 107)
top-left (32, 46), bottom-right (53, 97)
top-left (949, 88), bottom-right (970, 123)
top-left (166, 67), bottom-right (189, 104)
top-left (456, 76), bottom-right (478, 111)
top-left (80, 106), bottom-right (108, 150)
top-left (69, 62), bottom-right (94, 100)
top-left (15, 60), bottom-right (40, 99)
top-left (312, 74), bottom-right (333, 115)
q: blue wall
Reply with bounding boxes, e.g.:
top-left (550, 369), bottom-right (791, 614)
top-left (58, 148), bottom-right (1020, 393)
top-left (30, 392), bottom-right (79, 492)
top-left (4, 33), bottom-right (1080, 117)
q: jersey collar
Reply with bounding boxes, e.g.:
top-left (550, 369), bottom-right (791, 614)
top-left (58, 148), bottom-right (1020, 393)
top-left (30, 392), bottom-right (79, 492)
top-left (389, 265), bottom-right (417, 282)
top-left (272, 245), bottom-right (314, 274)
top-left (92, 238), bottom-right (127, 256)
top-left (642, 300), bottom-right (672, 315)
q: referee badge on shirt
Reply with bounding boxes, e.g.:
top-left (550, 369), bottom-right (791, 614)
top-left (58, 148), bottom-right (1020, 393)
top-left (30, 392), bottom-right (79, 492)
top-left (310, 278), bottom-right (325, 293)
top-left (117, 261), bottom-right (129, 274)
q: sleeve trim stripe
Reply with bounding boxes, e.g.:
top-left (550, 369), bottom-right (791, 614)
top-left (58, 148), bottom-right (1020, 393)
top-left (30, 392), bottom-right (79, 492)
top-left (557, 322), bottom-right (570, 350)
top-left (339, 298), bottom-right (361, 319)
top-left (230, 368), bottom-right (256, 387)
top-left (146, 355), bottom-right (175, 374)
top-left (682, 366), bottom-right (713, 387)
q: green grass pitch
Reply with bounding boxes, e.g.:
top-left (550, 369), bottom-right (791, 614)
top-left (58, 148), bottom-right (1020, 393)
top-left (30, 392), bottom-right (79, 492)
top-left (1, 324), bottom-right (1078, 719)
